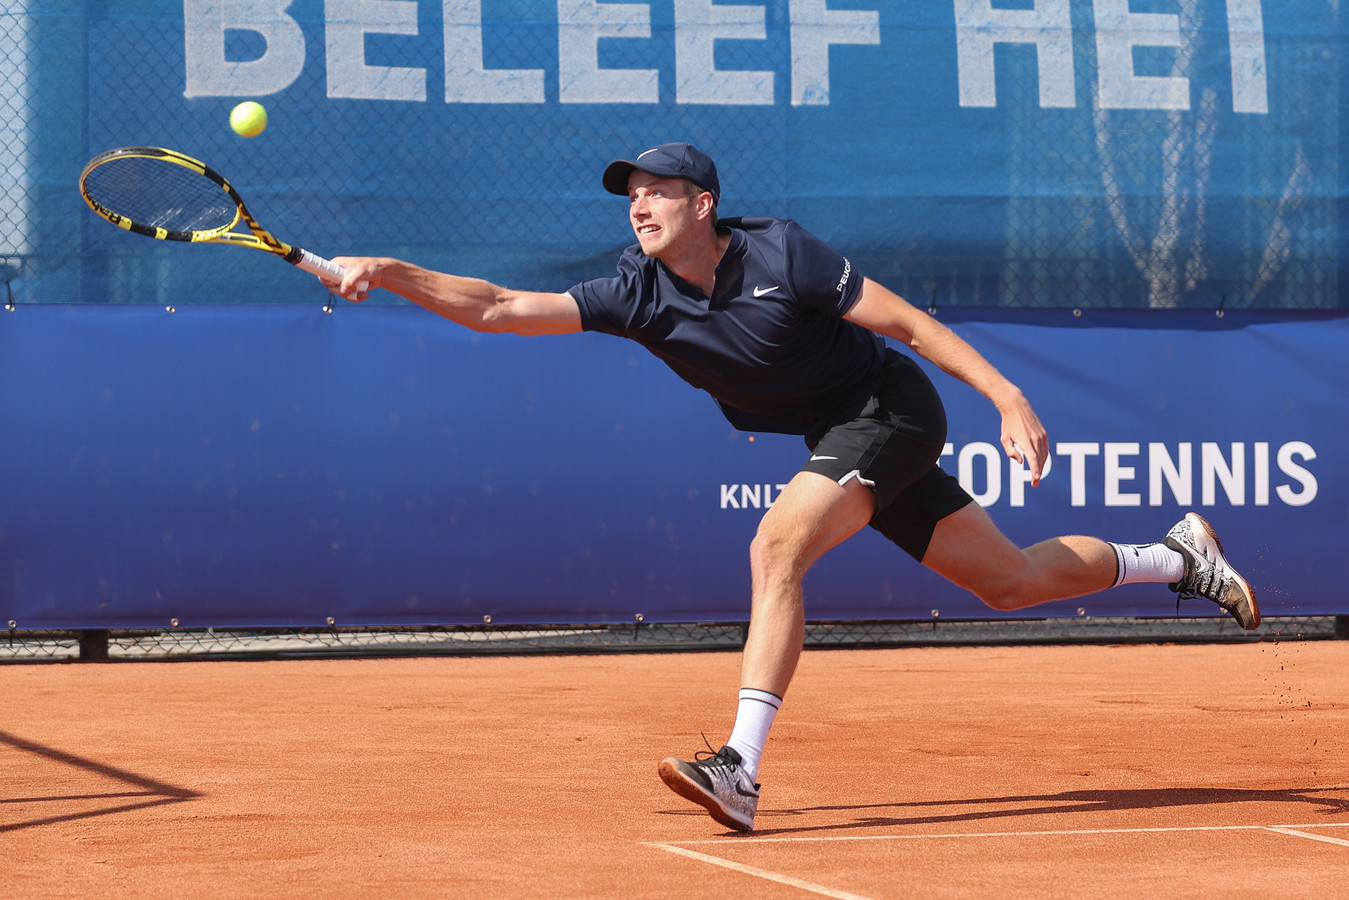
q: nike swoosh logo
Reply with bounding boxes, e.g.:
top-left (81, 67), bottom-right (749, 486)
top-left (752, 285), bottom-right (780, 298)
top-left (636, 148), bottom-right (658, 160)
top-left (810, 455), bottom-right (838, 462)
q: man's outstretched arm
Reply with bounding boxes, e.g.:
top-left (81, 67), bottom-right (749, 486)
top-left (325, 256), bottom-right (582, 337)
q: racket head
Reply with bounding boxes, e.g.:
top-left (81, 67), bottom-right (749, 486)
top-left (79, 147), bottom-right (245, 243)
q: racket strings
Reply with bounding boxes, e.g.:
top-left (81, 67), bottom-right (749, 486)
top-left (83, 157), bottom-right (239, 234)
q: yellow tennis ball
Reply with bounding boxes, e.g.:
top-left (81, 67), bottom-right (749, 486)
top-left (230, 101), bottom-right (268, 137)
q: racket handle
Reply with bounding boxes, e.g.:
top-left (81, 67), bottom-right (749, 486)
top-left (291, 248), bottom-right (368, 299)
top-left (292, 248), bottom-right (345, 281)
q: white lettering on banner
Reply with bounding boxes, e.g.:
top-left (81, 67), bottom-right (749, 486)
top-left (1276, 441), bottom-right (1318, 506)
top-left (1094, 0), bottom-right (1188, 111)
top-left (1227, 0), bottom-right (1269, 114)
top-left (1051, 439), bottom-right (1316, 509)
top-left (1054, 441), bottom-right (1099, 507)
top-left (953, 0), bottom-right (1075, 109)
top-left (718, 440), bottom-right (1317, 514)
top-left (980, 440), bottom-right (1315, 510)
top-left (954, 0), bottom-right (1268, 113)
top-left (720, 483), bottom-right (789, 509)
top-left (182, 1), bottom-right (1267, 109)
top-left (182, 0), bottom-right (878, 104)
top-left (1202, 441), bottom-right (1244, 507)
top-left (942, 440), bottom-right (1054, 508)
top-left (1149, 441), bottom-right (1191, 506)
top-left (957, 441), bottom-right (1002, 506)
top-left (1008, 442), bottom-right (1050, 508)
top-left (1104, 441), bottom-right (1141, 507)
top-left (558, 0), bottom-right (659, 104)
top-left (184, 0), bottom-right (306, 98)
top-left (326, 0), bottom-right (426, 101)
top-left (675, 0), bottom-right (772, 105)
top-left (444, 0), bottom-right (544, 102)
top-left (1253, 441), bottom-right (1268, 506)
top-left (789, 0), bottom-right (880, 106)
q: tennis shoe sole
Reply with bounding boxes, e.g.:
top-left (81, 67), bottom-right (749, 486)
top-left (658, 755), bottom-right (757, 832)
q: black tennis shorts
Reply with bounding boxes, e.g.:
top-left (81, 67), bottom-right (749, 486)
top-left (802, 349), bottom-right (974, 561)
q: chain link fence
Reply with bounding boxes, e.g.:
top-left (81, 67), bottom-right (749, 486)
top-left (2, 5), bottom-right (1341, 654)
top-left (3, 615), bottom-right (1344, 663)
top-left (0, 2), bottom-right (1340, 308)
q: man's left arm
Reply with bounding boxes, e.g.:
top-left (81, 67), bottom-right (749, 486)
top-left (843, 277), bottom-right (1049, 485)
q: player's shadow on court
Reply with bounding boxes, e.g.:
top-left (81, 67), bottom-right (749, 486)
top-left (0, 729), bottom-right (202, 833)
top-left (736, 787), bottom-right (1349, 837)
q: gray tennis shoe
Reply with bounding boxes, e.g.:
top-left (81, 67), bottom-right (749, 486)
top-left (658, 744), bottom-right (759, 832)
top-left (1164, 512), bottom-right (1260, 630)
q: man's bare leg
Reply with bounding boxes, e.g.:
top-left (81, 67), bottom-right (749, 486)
top-left (656, 470), bottom-right (875, 831)
top-left (920, 501), bottom-right (1117, 609)
top-left (740, 471), bottom-right (878, 695)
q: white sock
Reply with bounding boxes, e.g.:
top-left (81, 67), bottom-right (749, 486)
top-left (1108, 542), bottom-right (1186, 587)
top-left (725, 688), bottom-right (781, 782)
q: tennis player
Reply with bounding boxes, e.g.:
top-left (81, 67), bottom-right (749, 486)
top-left (325, 142), bottom-right (1259, 833)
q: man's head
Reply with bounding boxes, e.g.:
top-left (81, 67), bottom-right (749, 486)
top-left (602, 142), bottom-right (720, 205)
top-left (604, 144), bottom-right (721, 259)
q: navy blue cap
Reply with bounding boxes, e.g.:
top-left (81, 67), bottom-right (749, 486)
top-left (602, 142), bottom-right (721, 204)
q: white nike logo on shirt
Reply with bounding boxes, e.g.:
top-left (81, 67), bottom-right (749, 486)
top-left (810, 455), bottom-right (838, 462)
top-left (752, 285), bottom-right (780, 298)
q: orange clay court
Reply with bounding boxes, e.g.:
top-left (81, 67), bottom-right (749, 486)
top-left (3, 640), bottom-right (1347, 899)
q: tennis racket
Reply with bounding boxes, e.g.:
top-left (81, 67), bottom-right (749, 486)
top-left (79, 146), bottom-right (363, 296)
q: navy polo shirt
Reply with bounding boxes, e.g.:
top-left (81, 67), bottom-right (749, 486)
top-left (569, 216), bottom-right (885, 435)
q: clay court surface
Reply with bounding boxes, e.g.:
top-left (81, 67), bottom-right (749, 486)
top-left (4, 640), bottom-right (1347, 898)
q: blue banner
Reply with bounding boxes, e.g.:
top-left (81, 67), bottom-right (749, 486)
top-left (2, 1), bottom-right (1343, 310)
top-left (1, 305), bottom-right (1342, 629)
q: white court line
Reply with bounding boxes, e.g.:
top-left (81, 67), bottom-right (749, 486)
top-left (664, 819), bottom-right (1349, 846)
top-left (648, 821), bottom-right (1349, 897)
top-left (1265, 827), bottom-right (1349, 848)
top-left (649, 843), bottom-right (876, 900)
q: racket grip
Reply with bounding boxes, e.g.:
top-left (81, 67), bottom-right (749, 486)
top-left (292, 248), bottom-right (345, 281)
top-left (292, 248), bottom-right (368, 299)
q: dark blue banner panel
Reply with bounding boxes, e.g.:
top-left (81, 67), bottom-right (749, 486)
top-left (1, 305), bottom-right (1342, 629)
top-left (1, 1), bottom-right (1343, 309)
